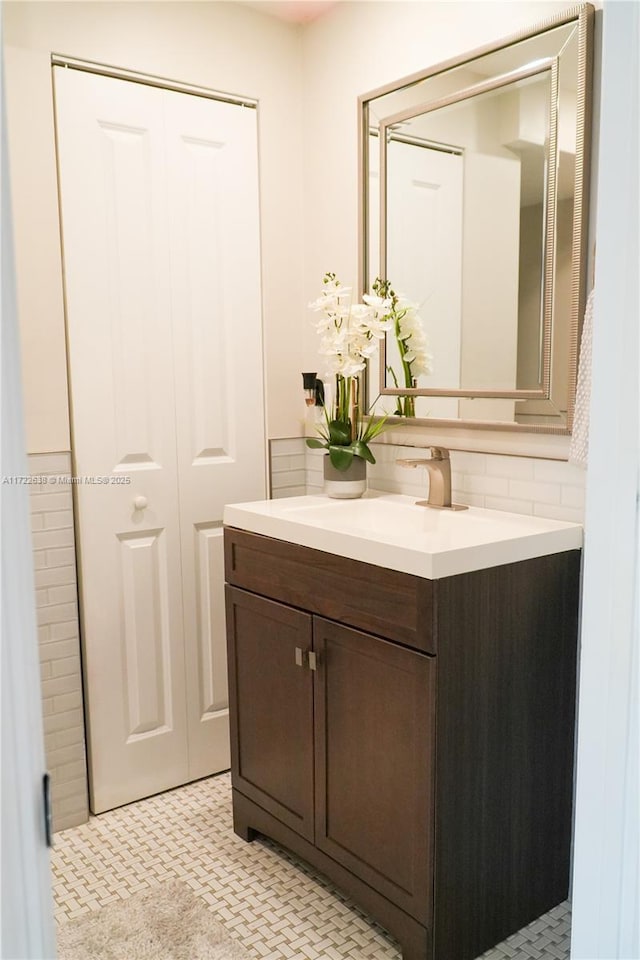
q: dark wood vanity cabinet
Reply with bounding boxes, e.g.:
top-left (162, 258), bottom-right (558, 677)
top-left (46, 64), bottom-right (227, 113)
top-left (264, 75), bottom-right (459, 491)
top-left (224, 527), bottom-right (581, 960)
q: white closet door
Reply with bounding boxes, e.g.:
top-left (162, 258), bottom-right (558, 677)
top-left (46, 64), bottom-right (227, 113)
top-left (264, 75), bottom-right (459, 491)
top-left (164, 91), bottom-right (266, 780)
top-left (54, 68), bottom-right (189, 814)
top-left (386, 140), bottom-right (463, 419)
top-left (54, 67), bottom-right (265, 812)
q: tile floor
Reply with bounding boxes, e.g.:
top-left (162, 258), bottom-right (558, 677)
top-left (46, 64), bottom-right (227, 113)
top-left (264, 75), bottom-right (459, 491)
top-left (52, 773), bottom-right (571, 959)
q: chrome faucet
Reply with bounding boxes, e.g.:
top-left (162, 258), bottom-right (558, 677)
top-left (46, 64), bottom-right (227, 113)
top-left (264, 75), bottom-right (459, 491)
top-left (397, 447), bottom-right (468, 511)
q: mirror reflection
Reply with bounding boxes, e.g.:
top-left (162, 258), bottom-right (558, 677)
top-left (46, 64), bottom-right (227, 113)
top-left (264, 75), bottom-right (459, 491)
top-left (363, 9), bottom-right (593, 431)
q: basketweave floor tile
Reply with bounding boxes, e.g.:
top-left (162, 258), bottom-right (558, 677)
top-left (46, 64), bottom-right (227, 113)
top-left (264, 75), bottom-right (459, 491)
top-left (51, 772), bottom-right (570, 959)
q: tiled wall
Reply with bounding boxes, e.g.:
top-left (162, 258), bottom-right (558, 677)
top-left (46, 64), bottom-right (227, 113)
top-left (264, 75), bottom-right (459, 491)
top-left (29, 452), bottom-right (89, 832)
top-left (369, 444), bottom-right (585, 523)
top-left (270, 438), bottom-right (308, 499)
top-left (303, 440), bottom-right (586, 524)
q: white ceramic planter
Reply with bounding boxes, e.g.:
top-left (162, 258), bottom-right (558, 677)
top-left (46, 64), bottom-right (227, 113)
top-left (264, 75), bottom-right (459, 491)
top-left (323, 455), bottom-right (367, 499)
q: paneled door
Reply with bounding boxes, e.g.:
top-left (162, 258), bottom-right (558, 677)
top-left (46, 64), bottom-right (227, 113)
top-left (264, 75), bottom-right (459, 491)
top-left (385, 139), bottom-right (464, 419)
top-left (53, 67), bottom-right (266, 812)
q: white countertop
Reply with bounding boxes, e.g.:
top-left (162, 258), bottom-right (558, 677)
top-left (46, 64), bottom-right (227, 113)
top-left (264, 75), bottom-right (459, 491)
top-left (223, 492), bottom-right (583, 580)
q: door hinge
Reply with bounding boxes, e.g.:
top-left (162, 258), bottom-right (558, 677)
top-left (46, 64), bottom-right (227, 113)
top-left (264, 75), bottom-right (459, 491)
top-left (43, 772), bottom-right (53, 848)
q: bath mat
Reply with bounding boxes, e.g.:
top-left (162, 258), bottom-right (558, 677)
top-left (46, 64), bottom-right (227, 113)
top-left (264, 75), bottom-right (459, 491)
top-left (56, 879), bottom-right (253, 960)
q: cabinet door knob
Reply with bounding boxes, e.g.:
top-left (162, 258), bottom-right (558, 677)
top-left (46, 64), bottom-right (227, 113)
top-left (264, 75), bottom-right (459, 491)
top-left (308, 651), bottom-right (317, 672)
top-left (295, 647), bottom-right (303, 667)
top-left (133, 495), bottom-right (148, 510)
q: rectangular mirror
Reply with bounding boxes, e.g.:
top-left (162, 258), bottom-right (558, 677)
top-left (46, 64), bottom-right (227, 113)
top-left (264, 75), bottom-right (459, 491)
top-left (361, 4), bottom-right (594, 432)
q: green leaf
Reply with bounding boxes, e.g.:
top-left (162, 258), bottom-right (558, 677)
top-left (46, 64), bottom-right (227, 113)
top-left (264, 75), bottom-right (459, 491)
top-left (306, 437), bottom-right (327, 450)
top-left (360, 413), bottom-right (391, 443)
top-left (328, 445), bottom-right (355, 471)
top-left (352, 440), bottom-right (375, 464)
top-left (327, 419), bottom-right (351, 445)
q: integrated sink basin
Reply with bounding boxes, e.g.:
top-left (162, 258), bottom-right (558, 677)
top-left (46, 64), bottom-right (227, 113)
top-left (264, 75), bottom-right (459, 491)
top-left (223, 491), bottom-right (583, 579)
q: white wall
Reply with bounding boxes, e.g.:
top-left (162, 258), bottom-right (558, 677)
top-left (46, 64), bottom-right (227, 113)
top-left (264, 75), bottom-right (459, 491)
top-left (3, 0), bottom-right (306, 449)
top-left (1, 28), bottom-right (56, 952)
top-left (301, 0), bottom-right (579, 347)
top-left (570, 2), bottom-right (639, 956)
top-left (4, 0), bottom-right (598, 454)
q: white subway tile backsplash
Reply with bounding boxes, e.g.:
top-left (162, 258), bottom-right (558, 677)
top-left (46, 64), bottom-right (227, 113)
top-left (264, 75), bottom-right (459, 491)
top-left (32, 527), bottom-right (75, 550)
top-left (29, 451), bottom-right (88, 833)
top-left (46, 547), bottom-right (76, 567)
top-left (51, 775), bottom-right (89, 802)
top-left (37, 602), bottom-right (78, 627)
top-left (561, 484), bottom-right (586, 509)
top-left (298, 441), bottom-right (585, 525)
top-left (51, 656), bottom-right (81, 678)
top-left (44, 510), bottom-right (73, 530)
top-left (484, 496), bottom-right (534, 515)
top-left (47, 743), bottom-right (85, 769)
top-left (534, 502), bottom-right (585, 524)
top-left (53, 727), bottom-right (85, 750)
top-left (271, 454), bottom-right (306, 473)
top-left (35, 565), bottom-right (77, 589)
top-left (44, 707), bottom-right (84, 736)
top-left (49, 621), bottom-right (79, 642)
top-left (533, 458), bottom-right (587, 485)
top-left (272, 486), bottom-right (306, 499)
top-left (56, 759), bottom-right (87, 783)
top-left (272, 469), bottom-right (306, 489)
top-left (28, 453), bottom-right (72, 475)
top-left (54, 691), bottom-right (84, 713)
top-left (462, 474), bottom-right (510, 497)
top-left (42, 699), bottom-right (56, 717)
top-left (450, 450), bottom-right (487, 474)
top-left (485, 455), bottom-right (535, 480)
top-left (509, 479), bottom-right (561, 505)
top-left (367, 476), bottom-right (399, 494)
top-left (35, 588), bottom-right (49, 607)
top-left (40, 662), bottom-right (53, 680)
top-left (452, 490), bottom-right (485, 509)
top-left (30, 491), bottom-right (73, 513)
top-left (270, 437), bottom-right (307, 457)
top-left (54, 798), bottom-right (88, 829)
top-left (42, 674), bottom-right (81, 699)
top-left (48, 584), bottom-right (78, 605)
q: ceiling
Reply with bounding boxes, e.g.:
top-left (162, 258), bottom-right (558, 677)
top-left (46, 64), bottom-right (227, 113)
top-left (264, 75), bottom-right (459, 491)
top-left (240, 0), bottom-right (339, 23)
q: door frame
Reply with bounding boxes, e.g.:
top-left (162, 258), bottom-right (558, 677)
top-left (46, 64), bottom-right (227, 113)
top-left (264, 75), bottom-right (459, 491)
top-left (51, 54), bottom-right (258, 108)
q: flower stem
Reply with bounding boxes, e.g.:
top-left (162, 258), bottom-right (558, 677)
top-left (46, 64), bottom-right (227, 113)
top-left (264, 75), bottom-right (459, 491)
top-left (350, 377), bottom-right (359, 441)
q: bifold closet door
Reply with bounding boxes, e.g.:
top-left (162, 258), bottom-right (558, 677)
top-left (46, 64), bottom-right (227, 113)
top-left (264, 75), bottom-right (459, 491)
top-left (54, 67), bottom-right (265, 813)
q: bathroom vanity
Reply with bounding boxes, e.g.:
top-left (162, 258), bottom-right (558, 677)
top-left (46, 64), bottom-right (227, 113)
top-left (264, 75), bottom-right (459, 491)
top-left (223, 494), bottom-right (582, 960)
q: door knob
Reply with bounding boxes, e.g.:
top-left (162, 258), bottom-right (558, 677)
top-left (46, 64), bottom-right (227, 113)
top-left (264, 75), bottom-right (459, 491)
top-left (133, 495), bottom-right (148, 510)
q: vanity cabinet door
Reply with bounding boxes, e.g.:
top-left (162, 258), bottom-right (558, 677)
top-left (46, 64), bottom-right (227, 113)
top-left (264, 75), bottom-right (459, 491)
top-left (226, 587), bottom-right (315, 841)
top-left (313, 617), bottom-right (436, 924)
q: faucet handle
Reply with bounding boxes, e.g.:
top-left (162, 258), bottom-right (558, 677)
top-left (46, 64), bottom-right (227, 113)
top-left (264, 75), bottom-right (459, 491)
top-left (396, 447), bottom-right (450, 468)
top-left (429, 446), bottom-right (450, 460)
